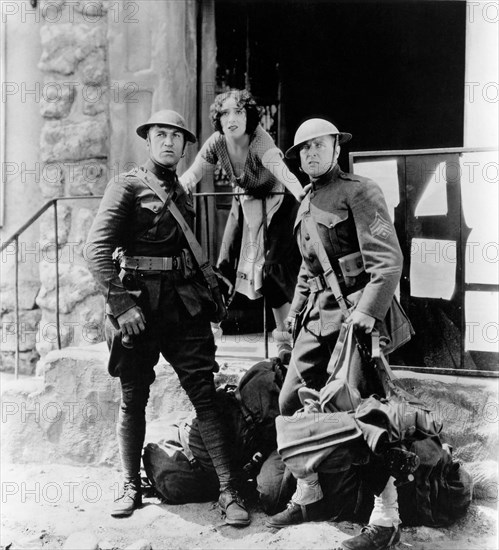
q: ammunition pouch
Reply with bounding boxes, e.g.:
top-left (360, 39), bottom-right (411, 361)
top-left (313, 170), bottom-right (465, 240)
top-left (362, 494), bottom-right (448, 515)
top-left (180, 249), bottom-right (196, 279)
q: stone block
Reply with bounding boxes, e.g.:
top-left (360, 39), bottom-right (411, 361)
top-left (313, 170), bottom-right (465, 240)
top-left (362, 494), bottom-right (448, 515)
top-left (40, 78), bottom-right (76, 119)
top-left (34, 293), bottom-right (105, 359)
top-left (67, 161), bottom-right (108, 196)
top-left (1, 345), bottom-right (119, 465)
top-left (80, 48), bottom-right (107, 86)
top-left (398, 375), bottom-right (499, 462)
top-left (0, 309), bottom-right (42, 353)
top-left (82, 90), bottom-right (108, 117)
top-left (73, 207), bottom-right (100, 256)
top-left (40, 203), bottom-right (72, 247)
top-left (0, 342), bottom-right (197, 465)
top-left (146, 362), bottom-right (193, 424)
top-left (39, 162), bottom-right (65, 199)
top-left (40, 117), bottom-right (108, 163)
top-left (0, 350), bottom-right (40, 376)
top-left (38, 24), bottom-right (106, 76)
top-left (37, 262), bottom-right (100, 314)
top-left (0, 280), bottom-right (40, 312)
top-left (0, 341), bottom-right (252, 466)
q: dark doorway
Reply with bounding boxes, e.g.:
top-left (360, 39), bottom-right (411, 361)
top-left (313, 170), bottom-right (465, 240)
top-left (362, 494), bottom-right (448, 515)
top-left (214, 0), bottom-right (466, 168)
top-left (209, 0), bottom-right (467, 336)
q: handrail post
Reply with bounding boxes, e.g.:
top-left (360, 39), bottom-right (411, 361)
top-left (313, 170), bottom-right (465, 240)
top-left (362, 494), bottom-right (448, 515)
top-left (262, 197), bottom-right (268, 359)
top-left (203, 194), bottom-right (211, 260)
top-left (14, 236), bottom-right (20, 379)
top-left (54, 201), bottom-right (61, 350)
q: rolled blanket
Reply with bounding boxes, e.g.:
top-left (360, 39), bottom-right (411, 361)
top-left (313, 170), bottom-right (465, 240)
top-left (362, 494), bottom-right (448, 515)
top-left (276, 411), bottom-right (366, 478)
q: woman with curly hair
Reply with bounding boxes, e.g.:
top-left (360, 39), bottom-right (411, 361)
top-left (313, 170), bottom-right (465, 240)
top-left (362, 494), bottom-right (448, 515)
top-left (180, 89), bottom-right (305, 362)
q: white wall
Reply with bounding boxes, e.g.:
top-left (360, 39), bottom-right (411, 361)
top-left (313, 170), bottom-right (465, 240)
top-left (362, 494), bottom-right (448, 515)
top-left (464, 1), bottom-right (499, 147)
top-left (1, 1), bottom-right (44, 285)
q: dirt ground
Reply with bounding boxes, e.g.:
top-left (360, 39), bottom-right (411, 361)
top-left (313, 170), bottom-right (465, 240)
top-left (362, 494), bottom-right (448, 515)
top-left (1, 461), bottom-right (497, 550)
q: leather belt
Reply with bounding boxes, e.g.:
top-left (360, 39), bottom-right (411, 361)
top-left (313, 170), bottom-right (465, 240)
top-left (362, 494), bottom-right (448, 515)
top-left (309, 274), bottom-right (328, 293)
top-left (121, 255), bottom-right (181, 271)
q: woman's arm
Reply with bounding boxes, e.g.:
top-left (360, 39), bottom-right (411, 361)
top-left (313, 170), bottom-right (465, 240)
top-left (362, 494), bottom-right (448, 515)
top-left (261, 149), bottom-right (305, 201)
top-left (179, 133), bottom-right (219, 191)
top-left (179, 152), bottom-right (214, 192)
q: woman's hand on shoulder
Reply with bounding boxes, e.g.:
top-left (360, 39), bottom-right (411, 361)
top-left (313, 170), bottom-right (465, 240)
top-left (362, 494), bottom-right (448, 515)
top-left (293, 186), bottom-right (310, 202)
top-left (179, 174), bottom-right (195, 193)
top-left (302, 183), bottom-right (312, 196)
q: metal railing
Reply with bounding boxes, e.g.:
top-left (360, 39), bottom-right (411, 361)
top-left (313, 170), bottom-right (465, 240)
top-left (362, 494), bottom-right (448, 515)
top-left (0, 191), bottom-right (275, 378)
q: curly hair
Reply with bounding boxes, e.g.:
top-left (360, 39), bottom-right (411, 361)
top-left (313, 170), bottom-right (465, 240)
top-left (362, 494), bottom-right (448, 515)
top-left (210, 89), bottom-right (262, 135)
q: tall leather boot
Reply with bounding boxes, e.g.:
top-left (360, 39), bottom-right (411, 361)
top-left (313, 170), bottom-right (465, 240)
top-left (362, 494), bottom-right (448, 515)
top-left (111, 388), bottom-right (147, 518)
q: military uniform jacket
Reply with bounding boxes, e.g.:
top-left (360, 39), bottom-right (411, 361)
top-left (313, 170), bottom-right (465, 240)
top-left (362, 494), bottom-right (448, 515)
top-left (290, 164), bottom-right (403, 337)
top-left (86, 159), bottom-right (210, 320)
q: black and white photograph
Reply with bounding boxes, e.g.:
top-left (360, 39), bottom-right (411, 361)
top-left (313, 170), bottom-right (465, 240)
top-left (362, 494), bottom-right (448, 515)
top-left (0, 0), bottom-right (498, 549)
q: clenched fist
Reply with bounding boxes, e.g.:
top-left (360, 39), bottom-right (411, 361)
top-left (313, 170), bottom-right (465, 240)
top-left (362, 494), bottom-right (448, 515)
top-left (345, 310), bottom-right (375, 334)
top-left (117, 306), bottom-right (146, 336)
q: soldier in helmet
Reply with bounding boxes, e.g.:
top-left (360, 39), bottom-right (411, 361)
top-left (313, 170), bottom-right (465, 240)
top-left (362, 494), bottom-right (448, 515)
top-left (266, 118), bottom-right (405, 549)
top-left (86, 110), bottom-right (250, 526)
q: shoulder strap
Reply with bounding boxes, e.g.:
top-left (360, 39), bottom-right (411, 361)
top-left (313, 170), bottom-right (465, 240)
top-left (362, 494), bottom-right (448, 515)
top-left (125, 168), bottom-right (172, 239)
top-left (305, 215), bottom-right (350, 315)
top-left (304, 203), bottom-right (404, 389)
top-left (134, 168), bottom-right (219, 292)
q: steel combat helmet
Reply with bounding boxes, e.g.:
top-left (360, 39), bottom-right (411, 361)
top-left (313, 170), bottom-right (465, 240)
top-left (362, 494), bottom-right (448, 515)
top-left (136, 110), bottom-right (197, 143)
top-left (285, 118), bottom-right (352, 158)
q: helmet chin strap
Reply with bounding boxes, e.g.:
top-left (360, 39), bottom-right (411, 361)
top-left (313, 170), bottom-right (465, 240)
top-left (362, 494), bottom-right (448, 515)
top-left (318, 135), bottom-right (339, 178)
top-left (330, 135), bottom-right (339, 168)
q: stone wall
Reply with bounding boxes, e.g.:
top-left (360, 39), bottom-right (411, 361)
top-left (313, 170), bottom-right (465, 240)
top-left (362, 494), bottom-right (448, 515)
top-left (1, 0), bottom-right (200, 375)
top-left (1, 0), bottom-right (111, 374)
top-left (34, 0), bottom-right (110, 366)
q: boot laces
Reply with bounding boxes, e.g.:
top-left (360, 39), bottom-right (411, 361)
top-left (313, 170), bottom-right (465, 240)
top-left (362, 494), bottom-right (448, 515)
top-left (116, 481), bottom-right (138, 501)
top-left (223, 487), bottom-right (245, 508)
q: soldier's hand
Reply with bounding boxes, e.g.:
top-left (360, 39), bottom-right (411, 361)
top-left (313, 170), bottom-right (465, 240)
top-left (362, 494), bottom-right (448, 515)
top-left (345, 310), bottom-right (375, 334)
top-left (117, 306), bottom-right (146, 336)
top-left (285, 316), bottom-right (296, 334)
